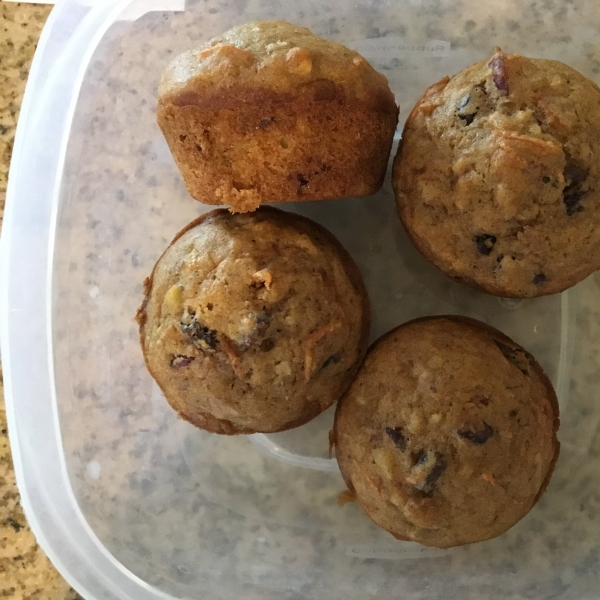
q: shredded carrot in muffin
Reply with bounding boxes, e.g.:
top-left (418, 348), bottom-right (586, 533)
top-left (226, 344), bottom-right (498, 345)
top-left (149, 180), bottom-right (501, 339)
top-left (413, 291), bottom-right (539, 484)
top-left (220, 336), bottom-right (245, 379)
top-left (302, 322), bottom-right (341, 381)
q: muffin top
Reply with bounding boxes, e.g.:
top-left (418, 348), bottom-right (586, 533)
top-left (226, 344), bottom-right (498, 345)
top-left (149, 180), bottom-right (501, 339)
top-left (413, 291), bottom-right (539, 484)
top-left (137, 207), bottom-right (370, 434)
top-left (159, 20), bottom-right (396, 113)
top-left (334, 316), bottom-right (560, 548)
top-left (393, 48), bottom-right (600, 297)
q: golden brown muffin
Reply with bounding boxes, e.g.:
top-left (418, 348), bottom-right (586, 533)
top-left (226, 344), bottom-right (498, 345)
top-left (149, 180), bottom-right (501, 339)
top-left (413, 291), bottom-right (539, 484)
top-left (137, 207), bottom-right (370, 434)
top-left (157, 20), bottom-right (398, 213)
top-left (334, 316), bottom-right (560, 548)
top-left (393, 48), bottom-right (600, 298)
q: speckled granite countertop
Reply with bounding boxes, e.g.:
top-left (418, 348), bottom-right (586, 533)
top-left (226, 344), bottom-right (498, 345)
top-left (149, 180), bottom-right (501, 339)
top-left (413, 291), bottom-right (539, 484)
top-left (0, 4), bottom-right (80, 598)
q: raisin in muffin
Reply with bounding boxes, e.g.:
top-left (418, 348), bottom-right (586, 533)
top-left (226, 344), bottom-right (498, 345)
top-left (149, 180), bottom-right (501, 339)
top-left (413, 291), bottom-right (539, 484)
top-left (137, 206), bottom-right (370, 434)
top-left (393, 48), bottom-right (600, 298)
top-left (333, 316), bottom-right (560, 548)
top-left (157, 20), bottom-right (398, 213)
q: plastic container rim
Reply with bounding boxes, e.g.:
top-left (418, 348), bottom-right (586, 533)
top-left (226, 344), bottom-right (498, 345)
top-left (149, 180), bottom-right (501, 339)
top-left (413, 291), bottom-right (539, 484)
top-left (0, 0), bottom-right (177, 598)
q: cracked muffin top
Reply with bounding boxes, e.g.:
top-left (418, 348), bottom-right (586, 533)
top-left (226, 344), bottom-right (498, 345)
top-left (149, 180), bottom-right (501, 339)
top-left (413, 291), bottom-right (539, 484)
top-left (136, 206), bottom-right (370, 434)
top-left (334, 316), bottom-right (560, 548)
top-left (393, 48), bottom-right (600, 297)
top-left (158, 19), bottom-right (396, 112)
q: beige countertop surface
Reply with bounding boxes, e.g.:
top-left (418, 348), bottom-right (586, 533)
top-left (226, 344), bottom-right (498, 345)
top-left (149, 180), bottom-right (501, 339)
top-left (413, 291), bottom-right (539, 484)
top-left (0, 3), bottom-right (81, 598)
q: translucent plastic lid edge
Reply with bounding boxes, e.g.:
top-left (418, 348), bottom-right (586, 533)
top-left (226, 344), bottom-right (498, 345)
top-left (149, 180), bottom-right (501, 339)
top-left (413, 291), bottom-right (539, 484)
top-left (0, 1), bottom-right (179, 598)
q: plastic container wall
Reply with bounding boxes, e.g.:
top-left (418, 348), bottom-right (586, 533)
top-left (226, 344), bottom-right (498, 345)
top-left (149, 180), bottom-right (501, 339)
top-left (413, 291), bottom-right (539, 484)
top-left (2, 0), bottom-right (600, 599)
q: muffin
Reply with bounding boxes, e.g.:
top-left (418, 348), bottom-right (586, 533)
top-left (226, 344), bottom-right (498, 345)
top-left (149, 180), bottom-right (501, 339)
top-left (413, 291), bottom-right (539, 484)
top-left (136, 206), bottom-right (370, 434)
top-left (393, 48), bottom-right (600, 298)
top-left (333, 316), bottom-right (560, 548)
top-left (157, 20), bottom-right (398, 213)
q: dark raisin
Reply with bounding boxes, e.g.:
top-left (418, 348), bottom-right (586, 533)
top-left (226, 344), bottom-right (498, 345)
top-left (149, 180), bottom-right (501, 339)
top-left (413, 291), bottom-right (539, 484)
top-left (563, 160), bottom-right (590, 215)
top-left (489, 52), bottom-right (509, 95)
top-left (457, 422), bottom-right (494, 444)
top-left (475, 234), bottom-right (497, 255)
top-left (564, 189), bottom-right (588, 215)
top-left (259, 339), bottom-right (275, 352)
top-left (533, 272), bottom-right (547, 286)
top-left (180, 316), bottom-right (218, 351)
top-left (297, 174), bottom-right (309, 188)
top-left (195, 144), bottom-right (202, 152)
top-left (412, 451), bottom-right (447, 494)
top-left (322, 354), bottom-right (341, 369)
top-left (494, 340), bottom-right (531, 375)
top-left (179, 134), bottom-right (187, 142)
top-left (424, 455), bottom-right (447, 492)
top-left (385, 426), bottom-right (407, 451)
top-left (170, 355), bottom-right (195, 369)
top-left (565, 161), bottom-right (589, 185)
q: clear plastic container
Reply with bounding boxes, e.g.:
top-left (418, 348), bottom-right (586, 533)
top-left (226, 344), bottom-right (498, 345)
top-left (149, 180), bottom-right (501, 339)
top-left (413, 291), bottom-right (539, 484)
top-left (2, 0), bottom-right (600, 598)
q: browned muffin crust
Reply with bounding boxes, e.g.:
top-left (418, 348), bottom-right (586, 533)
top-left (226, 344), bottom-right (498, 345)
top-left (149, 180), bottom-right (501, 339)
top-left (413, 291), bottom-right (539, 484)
top-left (334, 315), bottom-right (560, 548)
top-left (393, 48), bottom-right (600, 298)
top-left (137, 206), bottom-right (371, 434)
top-left (158, 20), bottom-right (398, 212)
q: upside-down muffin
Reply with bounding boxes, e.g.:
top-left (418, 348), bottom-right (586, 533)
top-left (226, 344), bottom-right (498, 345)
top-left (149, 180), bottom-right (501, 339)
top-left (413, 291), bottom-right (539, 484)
top-left (158, 20), bottom-right (398, 212)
